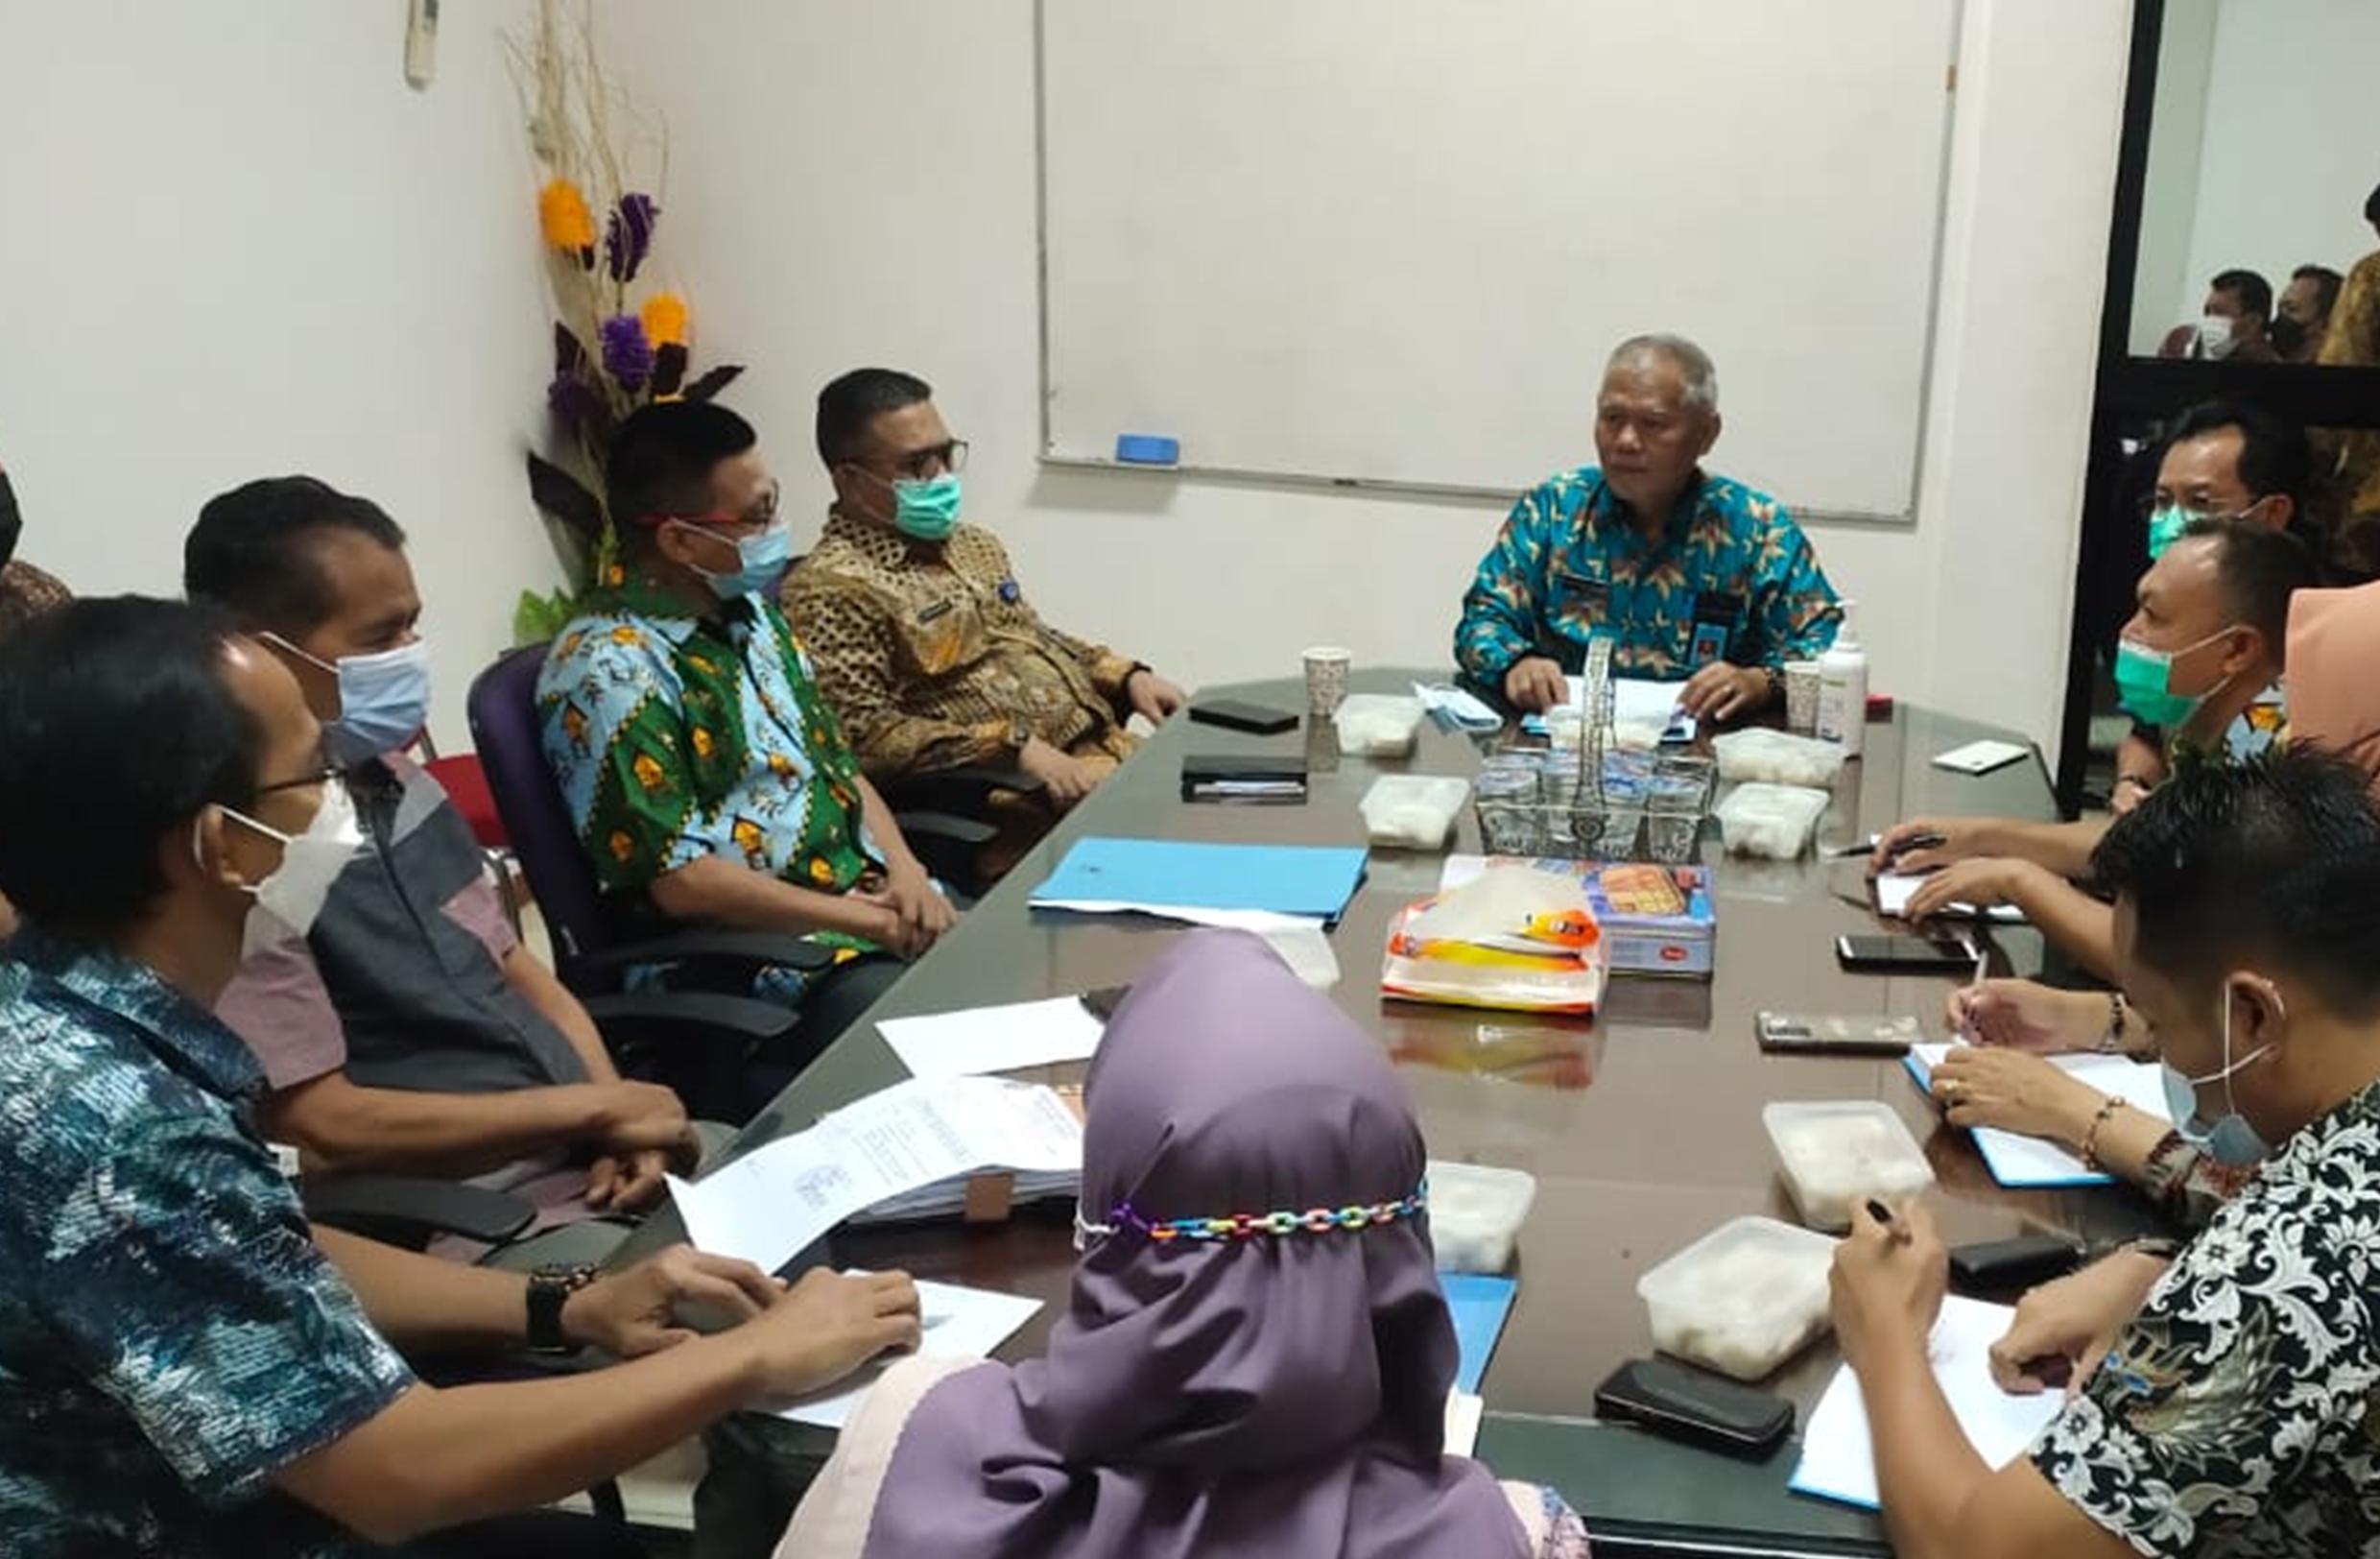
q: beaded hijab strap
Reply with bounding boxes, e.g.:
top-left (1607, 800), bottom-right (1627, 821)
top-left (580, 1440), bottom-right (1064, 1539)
top-left (1075, 1179), bottom-right (1428, 1249)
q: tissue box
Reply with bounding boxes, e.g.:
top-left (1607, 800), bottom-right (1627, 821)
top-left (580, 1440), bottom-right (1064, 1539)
top-left (1439, 856), bottom-right (1714, 979)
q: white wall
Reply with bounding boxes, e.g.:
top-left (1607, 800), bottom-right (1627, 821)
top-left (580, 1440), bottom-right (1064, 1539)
top-left (0, 0), bottom-right (2134, 763)
top-left (2131, 0), bottom-right (2220, 352)
top-left (2148, 0), bottom-right (2380, 341)
top-left (607, 0), bottom-right (2130, 760)
top-left (0, 0), bottom-right (560, 749)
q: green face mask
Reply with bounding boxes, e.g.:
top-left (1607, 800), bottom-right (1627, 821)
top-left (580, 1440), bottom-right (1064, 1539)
top-left (2146, 505), bottom-right (2193, 560)
top-left (2113, 627), bottom-right (2235, 728)
top-left (892, 473), bottom-right (964, 542)
top-left (2146, 497), bottom-right (2267, 561)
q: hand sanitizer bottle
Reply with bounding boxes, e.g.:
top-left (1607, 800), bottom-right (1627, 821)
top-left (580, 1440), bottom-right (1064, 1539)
top-left (1816, 600), bottom-right (1868, 758)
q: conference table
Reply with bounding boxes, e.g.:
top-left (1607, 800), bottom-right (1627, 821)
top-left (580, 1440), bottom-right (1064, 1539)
top-left (619, 669), bottom-right (2162, 1557)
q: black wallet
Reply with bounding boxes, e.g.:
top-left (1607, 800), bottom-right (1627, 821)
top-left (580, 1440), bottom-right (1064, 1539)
top-left (1948, 1235), bottom-right (2086, 1292)
top-left (1593, 1357), bottom-right (1794, 1458)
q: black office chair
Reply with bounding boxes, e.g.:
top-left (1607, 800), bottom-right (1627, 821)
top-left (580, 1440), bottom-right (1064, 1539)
top-left (876, 764), bottom-right (1045, 899)
top-left (468, 643), bottom-right (1000, 1119)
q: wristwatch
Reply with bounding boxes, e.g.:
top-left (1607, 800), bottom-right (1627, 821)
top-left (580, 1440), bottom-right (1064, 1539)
top-left (526, 1261), bottom-right (599, 1355)
top-left (1004, 715), bottom-right (1034, 758)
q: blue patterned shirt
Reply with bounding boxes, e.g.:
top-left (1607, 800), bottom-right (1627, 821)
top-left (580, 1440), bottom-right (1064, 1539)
top-left (0, 932), bottom-right (413, 1556)
top-left (1456, 466), bottom-right (1841, 684)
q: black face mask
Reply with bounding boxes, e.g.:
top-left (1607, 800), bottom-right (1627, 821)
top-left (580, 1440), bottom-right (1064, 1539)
top-left (0, 468), bottom-right (20, 571)
top-left (2271, 315), bottom-right (2308, 359)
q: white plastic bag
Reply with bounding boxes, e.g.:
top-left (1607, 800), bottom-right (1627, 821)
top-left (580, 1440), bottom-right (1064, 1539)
top-left (1335, 694), bottom-right (1427, 756)
top-left (1713, 782), bottom-right (1832, 859)
top-left (1359, 775), bottom-right (1470, 850)
top-left (1711, 729), bottom-right (1848, 788)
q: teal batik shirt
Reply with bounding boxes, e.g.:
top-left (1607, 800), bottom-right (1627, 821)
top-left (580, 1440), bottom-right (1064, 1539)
top-left (0, 931), bottom-right (414, 1556)
top-left (1456, 467), bottom-right (1841, 684)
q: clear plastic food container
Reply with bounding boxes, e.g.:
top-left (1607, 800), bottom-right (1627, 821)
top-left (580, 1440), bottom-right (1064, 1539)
top-left (1713, 782), bottom-right (1833, 859)
top-left (1636, 1214), bottom-right (1836, 1380)
top-left (1361, 775), bottom-right (1473, 850)
top-left (1763, 1100), bottom-right (1936, 1232)
top-left (1426, 1159), bottom-right (1537, 1273)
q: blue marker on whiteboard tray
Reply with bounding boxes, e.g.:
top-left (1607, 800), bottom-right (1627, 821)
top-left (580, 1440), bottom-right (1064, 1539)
top-left (1114, 434), bottom-right (1180, 467)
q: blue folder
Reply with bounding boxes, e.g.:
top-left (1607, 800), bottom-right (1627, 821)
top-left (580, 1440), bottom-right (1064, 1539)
top-left (1441, 1273), bottom-right (1519, 1395)
top-left (1030, 837), bottom-right (1369, 923)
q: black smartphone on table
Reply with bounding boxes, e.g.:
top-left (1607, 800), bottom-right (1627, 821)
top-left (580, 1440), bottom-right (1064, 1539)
top-left (1187, 699), bottom-right (1299, 735)
top-left (1593, 1356), bottom-right (1794, 1459)
top-left (1754, 1011), bottom-right (1921, 1055)
top-left (1835, 933), bottom-right (1977, 973)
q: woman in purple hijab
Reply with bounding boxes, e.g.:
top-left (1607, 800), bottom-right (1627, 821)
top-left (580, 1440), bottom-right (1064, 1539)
top-left (776, 928), bottom-right (1585, 1559)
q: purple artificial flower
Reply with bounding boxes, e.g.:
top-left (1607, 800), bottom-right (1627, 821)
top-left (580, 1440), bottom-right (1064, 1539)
top-left (599, 313), bottom-right (654, 393)
top-left (605, 192), bottom-right (659, 283)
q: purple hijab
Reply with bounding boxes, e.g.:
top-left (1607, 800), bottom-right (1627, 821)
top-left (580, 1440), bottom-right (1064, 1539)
top-left (859, 929), bottom-right (1528, 1559)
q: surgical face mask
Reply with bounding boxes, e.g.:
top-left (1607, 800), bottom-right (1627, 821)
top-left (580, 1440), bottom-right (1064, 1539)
top-left (2196, 313), bottom-right (2240, 361)
top-left (265, 634), bottom-right (432, 763)
top-left (679, 518), bottom-right (795, 601)
top-left (2145, 497), bottom-right (2269, 561)
top-left (201, 777), bottom-right (365, 955)
top-left (2159, 987), bottom-right (2275, 1166)
top-left (2112, 626), bottom-right (2237, 728)
top-left (890, 473), bottom-right (964, 543)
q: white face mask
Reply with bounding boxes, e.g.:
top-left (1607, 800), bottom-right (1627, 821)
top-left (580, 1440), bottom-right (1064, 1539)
top-left (198, 777), bottom-right (365, 954)
top-left (2196, 313), bottom-right (2240, 361)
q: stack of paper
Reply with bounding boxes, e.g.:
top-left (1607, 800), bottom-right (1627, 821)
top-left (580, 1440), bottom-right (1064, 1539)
top-left (1522, 676), bottom-right (1698, 744)
top-left (1872, 870), bottom-right (2028, 924)
top-left (1905, 1042), bottom-right (2171, 1188)
top-left (1790, 1296), bottom-right (2061, 1510)
top-left (877, 995), bottom-right (1108, 1080)
top-left (770, 1280), bottom-right (1044, 1428)
top-left (669, 1075), bottom-right (1083, 1275)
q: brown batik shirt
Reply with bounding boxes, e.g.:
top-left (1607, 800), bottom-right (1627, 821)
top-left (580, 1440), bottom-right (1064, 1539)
top-left (782, 512), bottom-right (1143, 780)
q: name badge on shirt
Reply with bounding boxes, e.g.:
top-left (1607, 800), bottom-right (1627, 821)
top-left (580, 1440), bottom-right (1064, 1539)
top-left (1687, 591), bottom-right (1744, 670)
top-left (916, 599), bottom-right (956, 625)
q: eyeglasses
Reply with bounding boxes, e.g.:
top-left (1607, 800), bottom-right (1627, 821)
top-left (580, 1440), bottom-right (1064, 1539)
top-left (661, 482), bottom-right (783, 533)
top-left (2132, 492), bottom-right (2257, 522)
top-left (878, 440), bottom-right (969, 482)
top-left (256, 763), bottom-right (344, 797)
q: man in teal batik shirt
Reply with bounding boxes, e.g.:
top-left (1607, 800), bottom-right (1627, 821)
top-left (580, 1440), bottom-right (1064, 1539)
top-left (1456, 334), bottom-right (1842, 717)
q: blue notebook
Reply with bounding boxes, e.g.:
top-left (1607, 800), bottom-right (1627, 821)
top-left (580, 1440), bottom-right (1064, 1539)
top-left (1030, 837), bottom-right (1369, 923)
top-left (1441, 1273), bottom-right (1519, 1395)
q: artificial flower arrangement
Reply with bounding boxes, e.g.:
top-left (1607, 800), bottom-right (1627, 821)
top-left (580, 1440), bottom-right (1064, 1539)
top-left (510, 0), bottom-right (741, 642)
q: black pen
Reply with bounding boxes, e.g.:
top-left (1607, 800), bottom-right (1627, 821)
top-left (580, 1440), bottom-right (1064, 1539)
top-left (1867, 1198), bottom-right (1913, 1247)
top-left (1830, 830), bottom-right (1947, 863)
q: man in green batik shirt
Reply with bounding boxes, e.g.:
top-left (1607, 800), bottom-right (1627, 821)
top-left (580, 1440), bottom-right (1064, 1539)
top-left (1455, 334), bottom-right (1841, 718)
top-left (538, 402), bottom-right (954, 1031)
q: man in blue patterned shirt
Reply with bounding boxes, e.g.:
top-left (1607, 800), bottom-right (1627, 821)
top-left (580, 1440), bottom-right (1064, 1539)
top-left (1455, 334), bottom-right (1842, 716)
top-left (0, 598), bottom-right (921, 1555)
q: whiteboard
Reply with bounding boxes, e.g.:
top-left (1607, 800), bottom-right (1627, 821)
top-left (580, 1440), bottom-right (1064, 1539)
top-left (1038, 0), bottom-right (1960, 520)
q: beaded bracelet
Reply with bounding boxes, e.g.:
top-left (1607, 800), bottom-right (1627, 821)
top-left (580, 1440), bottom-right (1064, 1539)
top-left (2080, 1095), bottom-right (2129, 1171)
top-left (1076, 1181), bottom-right (1428, 1248)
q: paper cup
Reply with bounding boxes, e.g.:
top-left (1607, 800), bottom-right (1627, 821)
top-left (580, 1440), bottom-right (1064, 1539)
top-left (1302, 646), bottom-right (1352, 715)
top-left (1784, 661), bottom-right (1823, 735)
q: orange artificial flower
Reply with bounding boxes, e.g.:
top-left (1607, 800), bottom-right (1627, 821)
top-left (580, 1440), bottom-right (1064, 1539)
top-left (538, 179), bottom-right (597, 253)
top-left (641, 292), bottom-right (690, 348)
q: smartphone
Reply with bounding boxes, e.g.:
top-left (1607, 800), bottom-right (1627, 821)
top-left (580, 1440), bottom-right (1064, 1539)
top-left (1754, 1011), bottom-right (1921, 1055)
top-left (1187, 699), bottom-right (1299, 736)
top-left (1593, 1356), bottom-right (1794, 1459)
top-left (1948, 1235), bottom-right (2086, 1292)
top-left (1836, 933), bottom-right (1977, 973)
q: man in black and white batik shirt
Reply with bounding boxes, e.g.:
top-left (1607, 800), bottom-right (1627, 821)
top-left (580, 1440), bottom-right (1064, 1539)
top-left (1827, 747), bottom-right (2380, 1559)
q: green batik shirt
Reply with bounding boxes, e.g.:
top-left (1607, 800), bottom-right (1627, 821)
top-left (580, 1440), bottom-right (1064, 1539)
top-left (1455, 466), bottom-right (1841, 684)
top-left (537, 577), bottom-right (882, 954)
